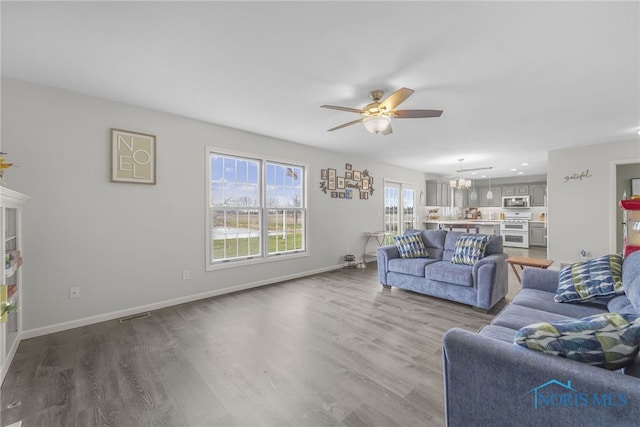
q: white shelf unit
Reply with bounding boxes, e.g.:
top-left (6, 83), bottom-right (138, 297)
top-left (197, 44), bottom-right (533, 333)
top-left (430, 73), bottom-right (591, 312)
top-left (1, 186), bottom-right (29, 384)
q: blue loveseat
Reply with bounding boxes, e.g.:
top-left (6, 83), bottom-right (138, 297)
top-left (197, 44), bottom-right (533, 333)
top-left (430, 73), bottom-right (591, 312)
top-left (442, 250), bottom-right (640, 426)
top-left (376, 229), bottom-right (508, 311)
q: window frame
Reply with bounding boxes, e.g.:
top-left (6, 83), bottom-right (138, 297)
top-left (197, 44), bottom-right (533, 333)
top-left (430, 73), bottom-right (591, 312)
top-left (206, 147), bottom-right (308, 270)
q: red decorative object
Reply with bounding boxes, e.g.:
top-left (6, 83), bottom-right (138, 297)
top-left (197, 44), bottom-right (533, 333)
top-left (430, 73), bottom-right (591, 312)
top-left (620, 198), bottom-right (640, 257)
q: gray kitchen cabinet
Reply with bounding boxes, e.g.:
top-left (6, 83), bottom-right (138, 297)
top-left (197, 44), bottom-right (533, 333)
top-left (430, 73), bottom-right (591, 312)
top-left (478, 187), bottom-right (490, 207)
top-left (441, 183), bottom-right (451, 207)
top-left (516, 185), bottom-right (529, 195)
top-left (502, 186), bottom-right (515, 197)
top-left (529, 222), bottom-right (547, 247)
top-left (467, 188), bottom-right (480, 207)
top-left (426, 181), bottom-right (451, 206)
top-left (426, 181), bottom-right (438, 206)
top-left (454, 188), bottom-right (468, 208)
top-left (477, 186), bottom-right (502, 207)
top-left (487, 186), bottom-right (503, 207)
top-left (531, 184), bottom-right (546, 206)
top-left (491, 186), bottom-right (503, 207)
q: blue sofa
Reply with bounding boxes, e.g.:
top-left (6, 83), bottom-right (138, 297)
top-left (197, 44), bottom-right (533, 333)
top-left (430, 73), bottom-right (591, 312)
top-left (376, 230), bottom-right (508, 311)
top-left (442, 250), bottom-right (640, 426)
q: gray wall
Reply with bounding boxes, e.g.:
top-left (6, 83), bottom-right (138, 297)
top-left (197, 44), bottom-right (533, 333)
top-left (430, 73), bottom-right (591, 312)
top-left (1, 78), bottom-right (426, 334)
top-left (548, 140), bottom-right (640, 265)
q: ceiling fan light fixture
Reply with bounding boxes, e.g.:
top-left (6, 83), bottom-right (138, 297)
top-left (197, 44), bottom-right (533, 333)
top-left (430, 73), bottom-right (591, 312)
top-left (322, 87), bottom-right (442, 133)
top-left (363, 115), bottom-right (391, 134)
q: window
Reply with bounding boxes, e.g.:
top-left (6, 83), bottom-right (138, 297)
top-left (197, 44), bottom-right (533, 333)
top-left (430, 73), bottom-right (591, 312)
top-left (207, 149), bottom-right (306, 269)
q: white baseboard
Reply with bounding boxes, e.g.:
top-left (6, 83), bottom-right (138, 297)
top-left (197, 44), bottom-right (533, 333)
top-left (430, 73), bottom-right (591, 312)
top-left (21, 264), bottom-right (343, 340)
top-left (1, 331), bottom-right (23, 383)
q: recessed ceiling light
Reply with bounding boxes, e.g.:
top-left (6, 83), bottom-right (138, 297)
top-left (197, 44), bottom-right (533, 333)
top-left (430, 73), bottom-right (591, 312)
top-left (517, 171), bottom-right (524, 175)
top-left (521, 163), bottom-right (529, 166)
top-left (471, 172), bottom-right (477, 175)
top-left (510, 168), bottom-right (517, 172)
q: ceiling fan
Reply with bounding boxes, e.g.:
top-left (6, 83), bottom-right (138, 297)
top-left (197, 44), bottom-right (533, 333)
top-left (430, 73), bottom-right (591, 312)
top-left (321, 87), bottom-right (443, 135)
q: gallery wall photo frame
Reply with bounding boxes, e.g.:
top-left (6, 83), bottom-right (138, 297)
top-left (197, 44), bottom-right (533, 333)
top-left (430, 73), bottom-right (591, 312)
top-left (111, 128), bottom-right (156, 184)
top-left (328, 168), bottom-right (337, 190)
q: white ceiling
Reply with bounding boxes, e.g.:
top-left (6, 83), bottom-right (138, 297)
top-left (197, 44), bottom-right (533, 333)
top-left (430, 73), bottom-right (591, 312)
top-left (2, 1), bottom-right (639, 179)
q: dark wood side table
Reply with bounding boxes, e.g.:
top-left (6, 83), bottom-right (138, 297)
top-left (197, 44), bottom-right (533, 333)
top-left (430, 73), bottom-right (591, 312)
top-left (506, 256), bottom-right (554, 284)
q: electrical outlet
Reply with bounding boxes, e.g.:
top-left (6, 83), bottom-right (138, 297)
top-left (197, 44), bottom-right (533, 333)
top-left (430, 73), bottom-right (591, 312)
top-left (69, 287), bottom-right (80, 299)
top-left (182, 270), bottom-right (191, 281)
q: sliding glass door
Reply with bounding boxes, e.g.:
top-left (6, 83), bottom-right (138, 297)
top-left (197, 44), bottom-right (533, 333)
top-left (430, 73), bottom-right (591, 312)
top-left (384, 181), bottom-right (417, 244)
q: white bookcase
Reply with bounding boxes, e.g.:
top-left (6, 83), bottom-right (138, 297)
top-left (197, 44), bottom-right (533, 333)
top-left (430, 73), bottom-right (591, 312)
top-left (1, 186), bottom-right (29, 383)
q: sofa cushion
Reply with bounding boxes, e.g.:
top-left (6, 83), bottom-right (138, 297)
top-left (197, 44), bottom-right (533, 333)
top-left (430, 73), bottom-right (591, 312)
top-left (485, 234), bottom-right (503, 255)
top-left (622, 250), bottom-right (640, 287)
top-left (554, 254), bottom-right (624, 303)
top-left (478, 324), bottom-right (517, 343)
top-left (393, 233), bottom-right (429, 259)
top-left (451, 233), bottom-right (489, 266)
top-left (421, 229), bottom-right (447, 260)
top-left (442, 231), bottom-right (463, 262)
top-left (622, 353), bottom-right (640, 377)
top-left (425, 261), bottom-right (473, 287)
top-left (512, 289), bottom-right (608, 318)
top-left (608, 295), bottom-right (639, 315)
top-left (491, 304), bottom-right (574, 330)
top-left (514, 312), bottom-right (640, 370)
top-left (388, 257), bottom-right (437, 277)
top-left (623, 252), bottom-right (640, 312)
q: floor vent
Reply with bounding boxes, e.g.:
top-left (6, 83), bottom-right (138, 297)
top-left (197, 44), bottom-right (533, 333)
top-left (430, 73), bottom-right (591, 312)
top-left (119, 312), bottom-right (151, 323)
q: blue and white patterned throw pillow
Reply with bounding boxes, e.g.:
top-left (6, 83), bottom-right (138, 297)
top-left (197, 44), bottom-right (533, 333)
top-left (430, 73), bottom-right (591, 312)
top-left (514, 312), bottom-right (640, 370)
top-left (451, 234), bottom-right (489, 266)
top-left (555, 254), bottom-right (624, 303)
top-left (393, 233), bottom-right (429, 259)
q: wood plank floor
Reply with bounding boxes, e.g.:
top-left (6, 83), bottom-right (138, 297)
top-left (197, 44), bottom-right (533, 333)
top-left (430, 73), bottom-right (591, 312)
top-left (1, 247), bottom-right (545, 427)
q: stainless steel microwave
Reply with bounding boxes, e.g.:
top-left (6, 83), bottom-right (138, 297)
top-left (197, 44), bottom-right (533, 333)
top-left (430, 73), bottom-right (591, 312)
top-left (502, 196), bottom-right (530, 208)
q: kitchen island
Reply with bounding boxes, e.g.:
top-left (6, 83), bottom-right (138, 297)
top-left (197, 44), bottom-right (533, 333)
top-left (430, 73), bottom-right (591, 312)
top-left (424, 220), bottom-right (501, 235)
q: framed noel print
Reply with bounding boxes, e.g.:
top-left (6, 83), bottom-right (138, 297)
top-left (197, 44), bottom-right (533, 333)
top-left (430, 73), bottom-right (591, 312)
top-left (111, 128), bottom-right (156, 184)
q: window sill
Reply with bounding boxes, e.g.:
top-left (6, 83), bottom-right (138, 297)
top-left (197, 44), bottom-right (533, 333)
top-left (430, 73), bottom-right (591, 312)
top-left (206, 250), bottom-right (309, 271)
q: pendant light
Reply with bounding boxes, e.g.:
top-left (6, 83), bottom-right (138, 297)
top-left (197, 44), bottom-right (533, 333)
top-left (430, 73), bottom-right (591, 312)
top-left (487, 175), bottom-right (494, 200)
top-left (469, 178), bottom-right (478, 200)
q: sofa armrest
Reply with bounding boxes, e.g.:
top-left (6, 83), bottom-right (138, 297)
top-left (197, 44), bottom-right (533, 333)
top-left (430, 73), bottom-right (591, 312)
top-left (376, 245), bottom-right (399, 285)
top-left (474, 253), bottom-right (507, 270)
top-left (521, 267), bottom-right (560, 293)
top-left (473, 253), bottom-right (508, 310)
top-left (443, 328), bottom-right (640, 427)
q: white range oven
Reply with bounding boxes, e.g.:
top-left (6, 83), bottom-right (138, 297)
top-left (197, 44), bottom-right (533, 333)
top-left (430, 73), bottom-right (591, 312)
top-left (500, 210), bottom-right (531, 248)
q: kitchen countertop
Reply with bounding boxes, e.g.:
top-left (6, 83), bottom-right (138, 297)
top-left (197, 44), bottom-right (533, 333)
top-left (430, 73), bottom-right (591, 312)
top-left (424, 220), bottom-right (502, 225)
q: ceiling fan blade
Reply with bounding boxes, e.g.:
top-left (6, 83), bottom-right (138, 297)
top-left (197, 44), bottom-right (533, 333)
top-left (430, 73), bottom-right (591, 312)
top-left (378, 87), bottom-right (414, 111)
top-left (382, 124), bottom-right (393, 135)
top-left (320, 105), bottom-right (364, 114)
top-left (394, 109), bottom-right (443, 118)
top-left (327, 118), bottom-right (364, 132)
